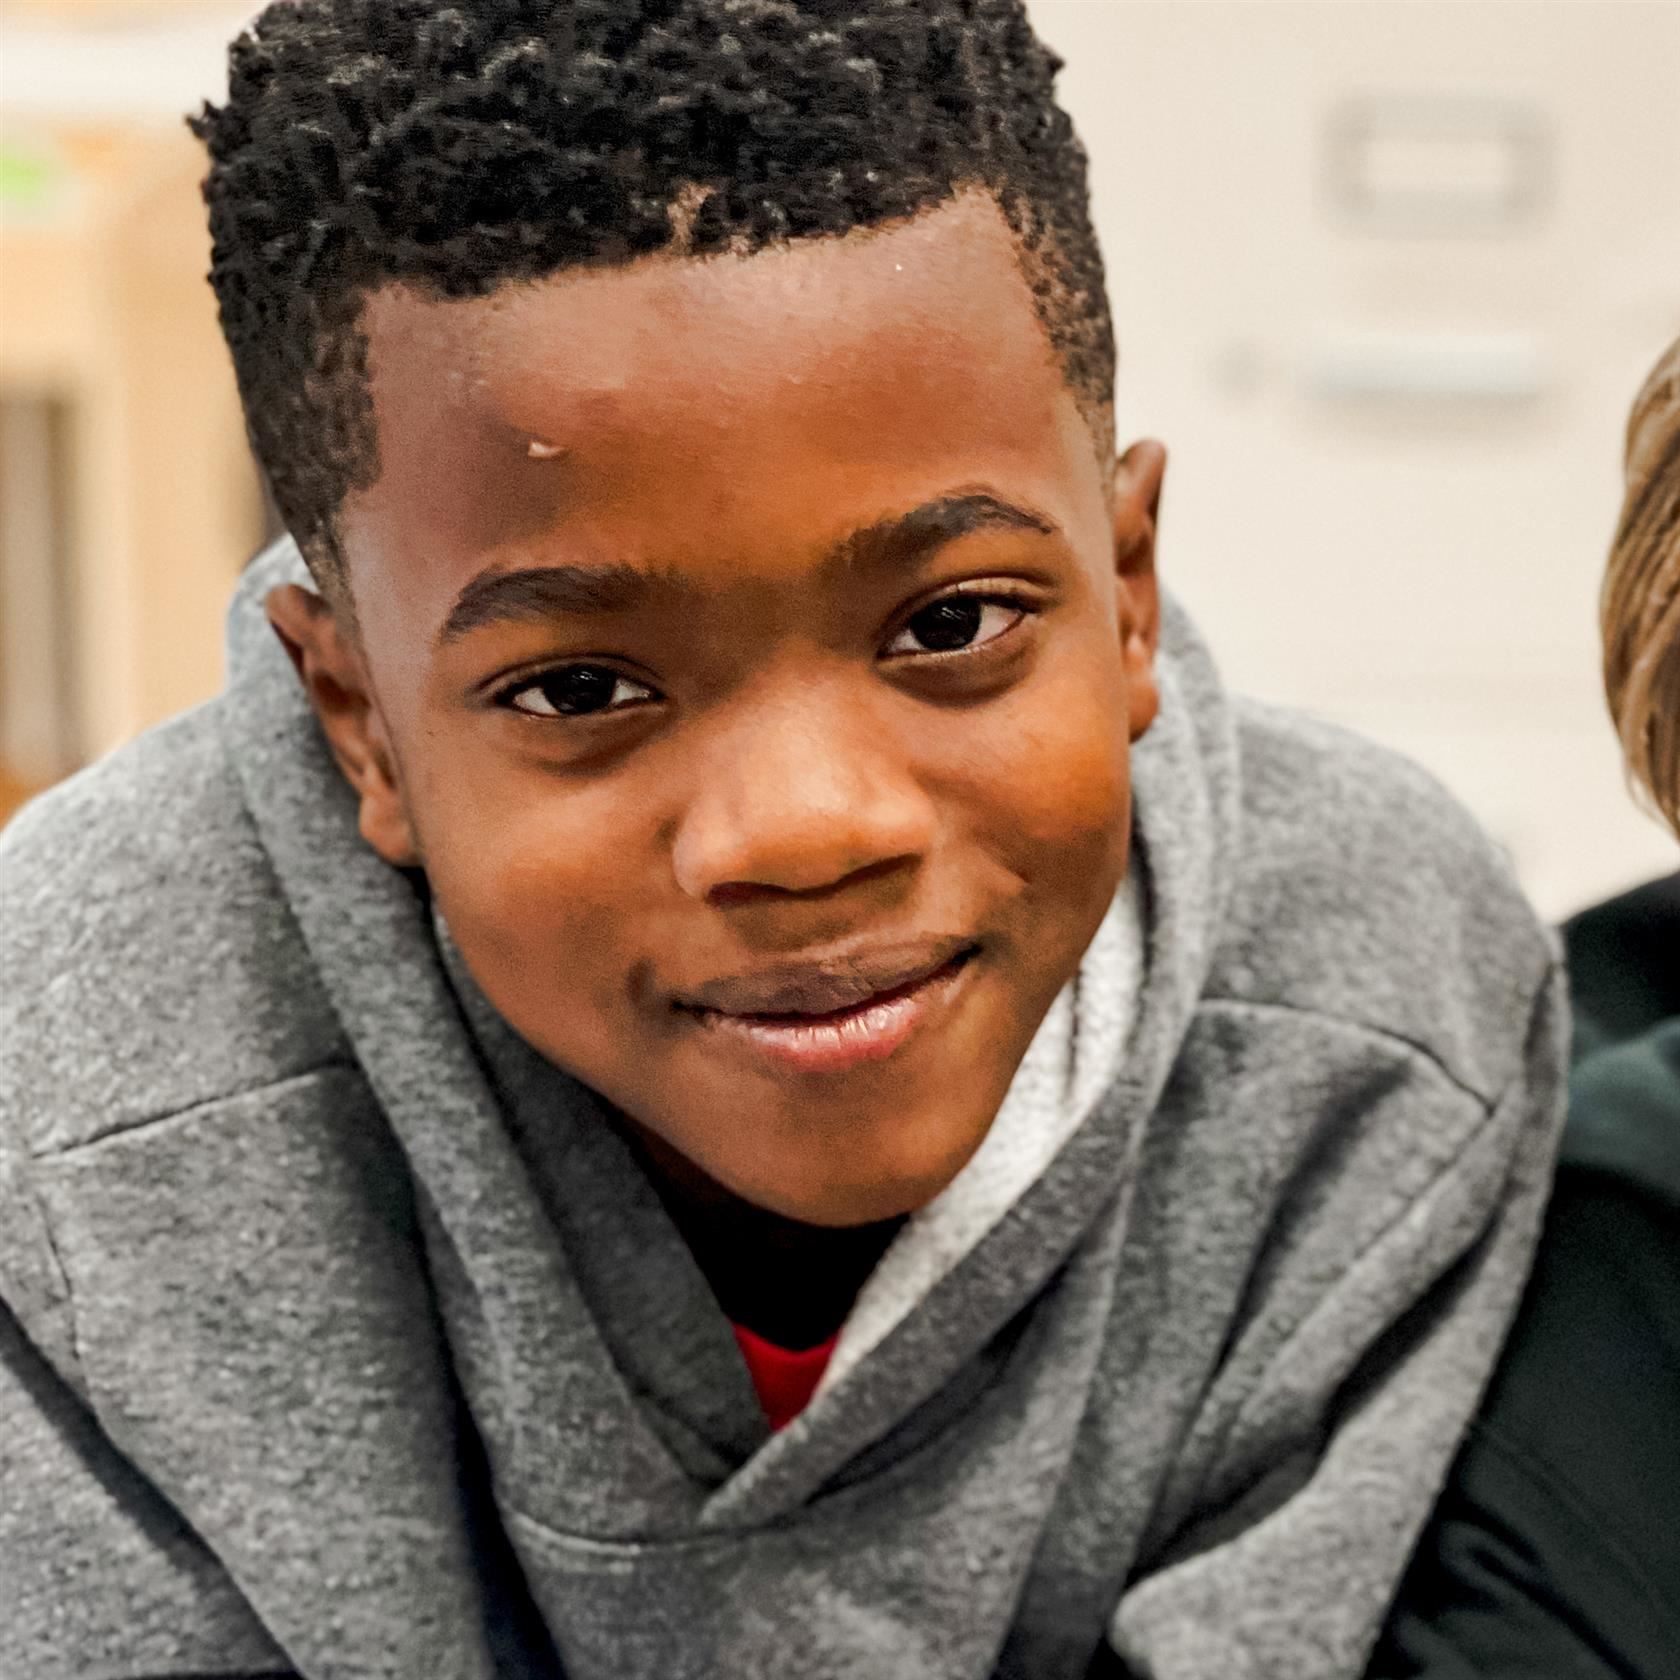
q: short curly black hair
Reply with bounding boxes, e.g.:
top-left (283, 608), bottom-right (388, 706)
top-left (191, 0), bottom-right (1115, 600)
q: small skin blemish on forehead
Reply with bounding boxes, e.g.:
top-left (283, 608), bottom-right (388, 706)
top-left (527, 438), bottom-right (565, 460)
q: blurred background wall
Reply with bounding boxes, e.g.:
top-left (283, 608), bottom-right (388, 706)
top-left (2, 0), bottom-right (1677, 919)
top-left (2, 0), bottom-right (269, 797)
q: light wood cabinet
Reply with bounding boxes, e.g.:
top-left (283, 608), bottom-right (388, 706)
top-left (1, 121), bottom-right (264, 772)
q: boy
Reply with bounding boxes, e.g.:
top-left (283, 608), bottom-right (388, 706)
top-left (0, 4), bottom-right (1565, 1677)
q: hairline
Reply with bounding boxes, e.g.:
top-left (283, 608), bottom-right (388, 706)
top-left (303, 188), bottom-right (1117, 619)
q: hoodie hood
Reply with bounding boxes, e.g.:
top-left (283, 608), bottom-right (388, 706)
top-left (220, 539), bottom-right (1241, 1529)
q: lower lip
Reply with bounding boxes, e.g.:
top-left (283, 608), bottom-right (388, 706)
top-left (690, 952), bottom-right (976, 1076)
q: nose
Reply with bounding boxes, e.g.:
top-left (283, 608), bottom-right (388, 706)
top-left (670, 683), bottom-right (937, 905)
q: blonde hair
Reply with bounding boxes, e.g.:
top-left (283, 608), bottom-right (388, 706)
top-left (1603, 337), bottom-right (1680, 836)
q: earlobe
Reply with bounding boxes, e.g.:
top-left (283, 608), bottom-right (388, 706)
top-left (264, 584), bottom-right (422, 868)
top-left (1124, 647), bottom-right (1161, 744)
top-left (356, 786), bottom-right (422, 869)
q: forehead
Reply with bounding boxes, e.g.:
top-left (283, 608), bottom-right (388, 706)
top-left (345, 194), bottom-right (1101, 594)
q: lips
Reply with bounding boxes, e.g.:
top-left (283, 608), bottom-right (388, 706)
top-left (677, 936), bottom-right (979, 1018)
top-left (676, 938), bottom-right (981, 1075)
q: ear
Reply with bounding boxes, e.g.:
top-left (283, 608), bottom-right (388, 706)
top-left (1111, 438), bottom-right (1166, 743)
top-left (264, 584), bottom-right (421, 867)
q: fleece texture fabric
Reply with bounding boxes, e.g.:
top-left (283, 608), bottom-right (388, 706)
top-left (1371, 874), bottom-right (1680, 1679)
top-left (0, 539), bottom-right (1566, 1680)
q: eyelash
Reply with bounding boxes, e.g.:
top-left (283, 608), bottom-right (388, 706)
top-left (881, 585), bottom-right (1035, 661)
top-left (491, 584), bottom-right (1039, 721)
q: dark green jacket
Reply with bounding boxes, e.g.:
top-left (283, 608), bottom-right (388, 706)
top-left (1372, 873), bottom-right (1680, 1678)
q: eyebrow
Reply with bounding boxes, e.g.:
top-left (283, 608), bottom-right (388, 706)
top-left (831, 491), bottom-right (1057, 576)
top-left (435, 490), bottom-right (1059, 646)
top-left (438, 562), bottom-right (667, 645)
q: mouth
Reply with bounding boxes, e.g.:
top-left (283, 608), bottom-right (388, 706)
top-left (677, 941), bottom-right (981, 1076)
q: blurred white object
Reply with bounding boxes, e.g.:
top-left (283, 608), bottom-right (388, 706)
top-left (1031, 0), bottom-right (1680, 918)
top-left (1325, 94), bottom-right (1551, 234)
top-left (1304, 330), bottom-right (1546, 403)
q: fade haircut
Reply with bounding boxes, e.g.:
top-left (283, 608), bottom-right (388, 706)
top-left (1603, 337), bottom-right (1680, 836)
top-left (190, 0), bottom-right (1116, 604)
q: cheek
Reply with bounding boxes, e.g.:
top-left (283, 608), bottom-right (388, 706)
top-left (405, 746), bottom-right (658, 1026)
top-left (951, 642), bottom-right (1134, 889)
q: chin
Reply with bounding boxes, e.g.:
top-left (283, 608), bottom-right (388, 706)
top-left (741, 1113), bottom-right (994, 1228)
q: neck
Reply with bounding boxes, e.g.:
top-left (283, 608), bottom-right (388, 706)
top-left (623, 1122), bottom-right (903, 1350)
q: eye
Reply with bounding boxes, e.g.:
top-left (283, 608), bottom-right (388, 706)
top-left (498, 664), bottom-right (657, 719)
top-left (883, 592), bottom-right (1028, 658)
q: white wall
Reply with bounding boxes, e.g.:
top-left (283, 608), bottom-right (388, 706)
top-left (1029, 0), bottom-right (1680, 917)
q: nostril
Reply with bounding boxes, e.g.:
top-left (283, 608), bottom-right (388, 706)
top-left (705, 853), bottom-right (917, 910)
top-left (707, 880), bottom-right (780, 909)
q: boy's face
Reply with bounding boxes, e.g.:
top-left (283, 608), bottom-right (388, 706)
top-left (272, 194), bottom-right (1162, 1226)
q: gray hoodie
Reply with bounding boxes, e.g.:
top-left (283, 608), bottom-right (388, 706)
top-left (0, 542), bottom-right (1565, 1680)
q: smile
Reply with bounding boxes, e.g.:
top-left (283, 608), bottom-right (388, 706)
top-left (682, 944), bottom-right (980, 1076)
